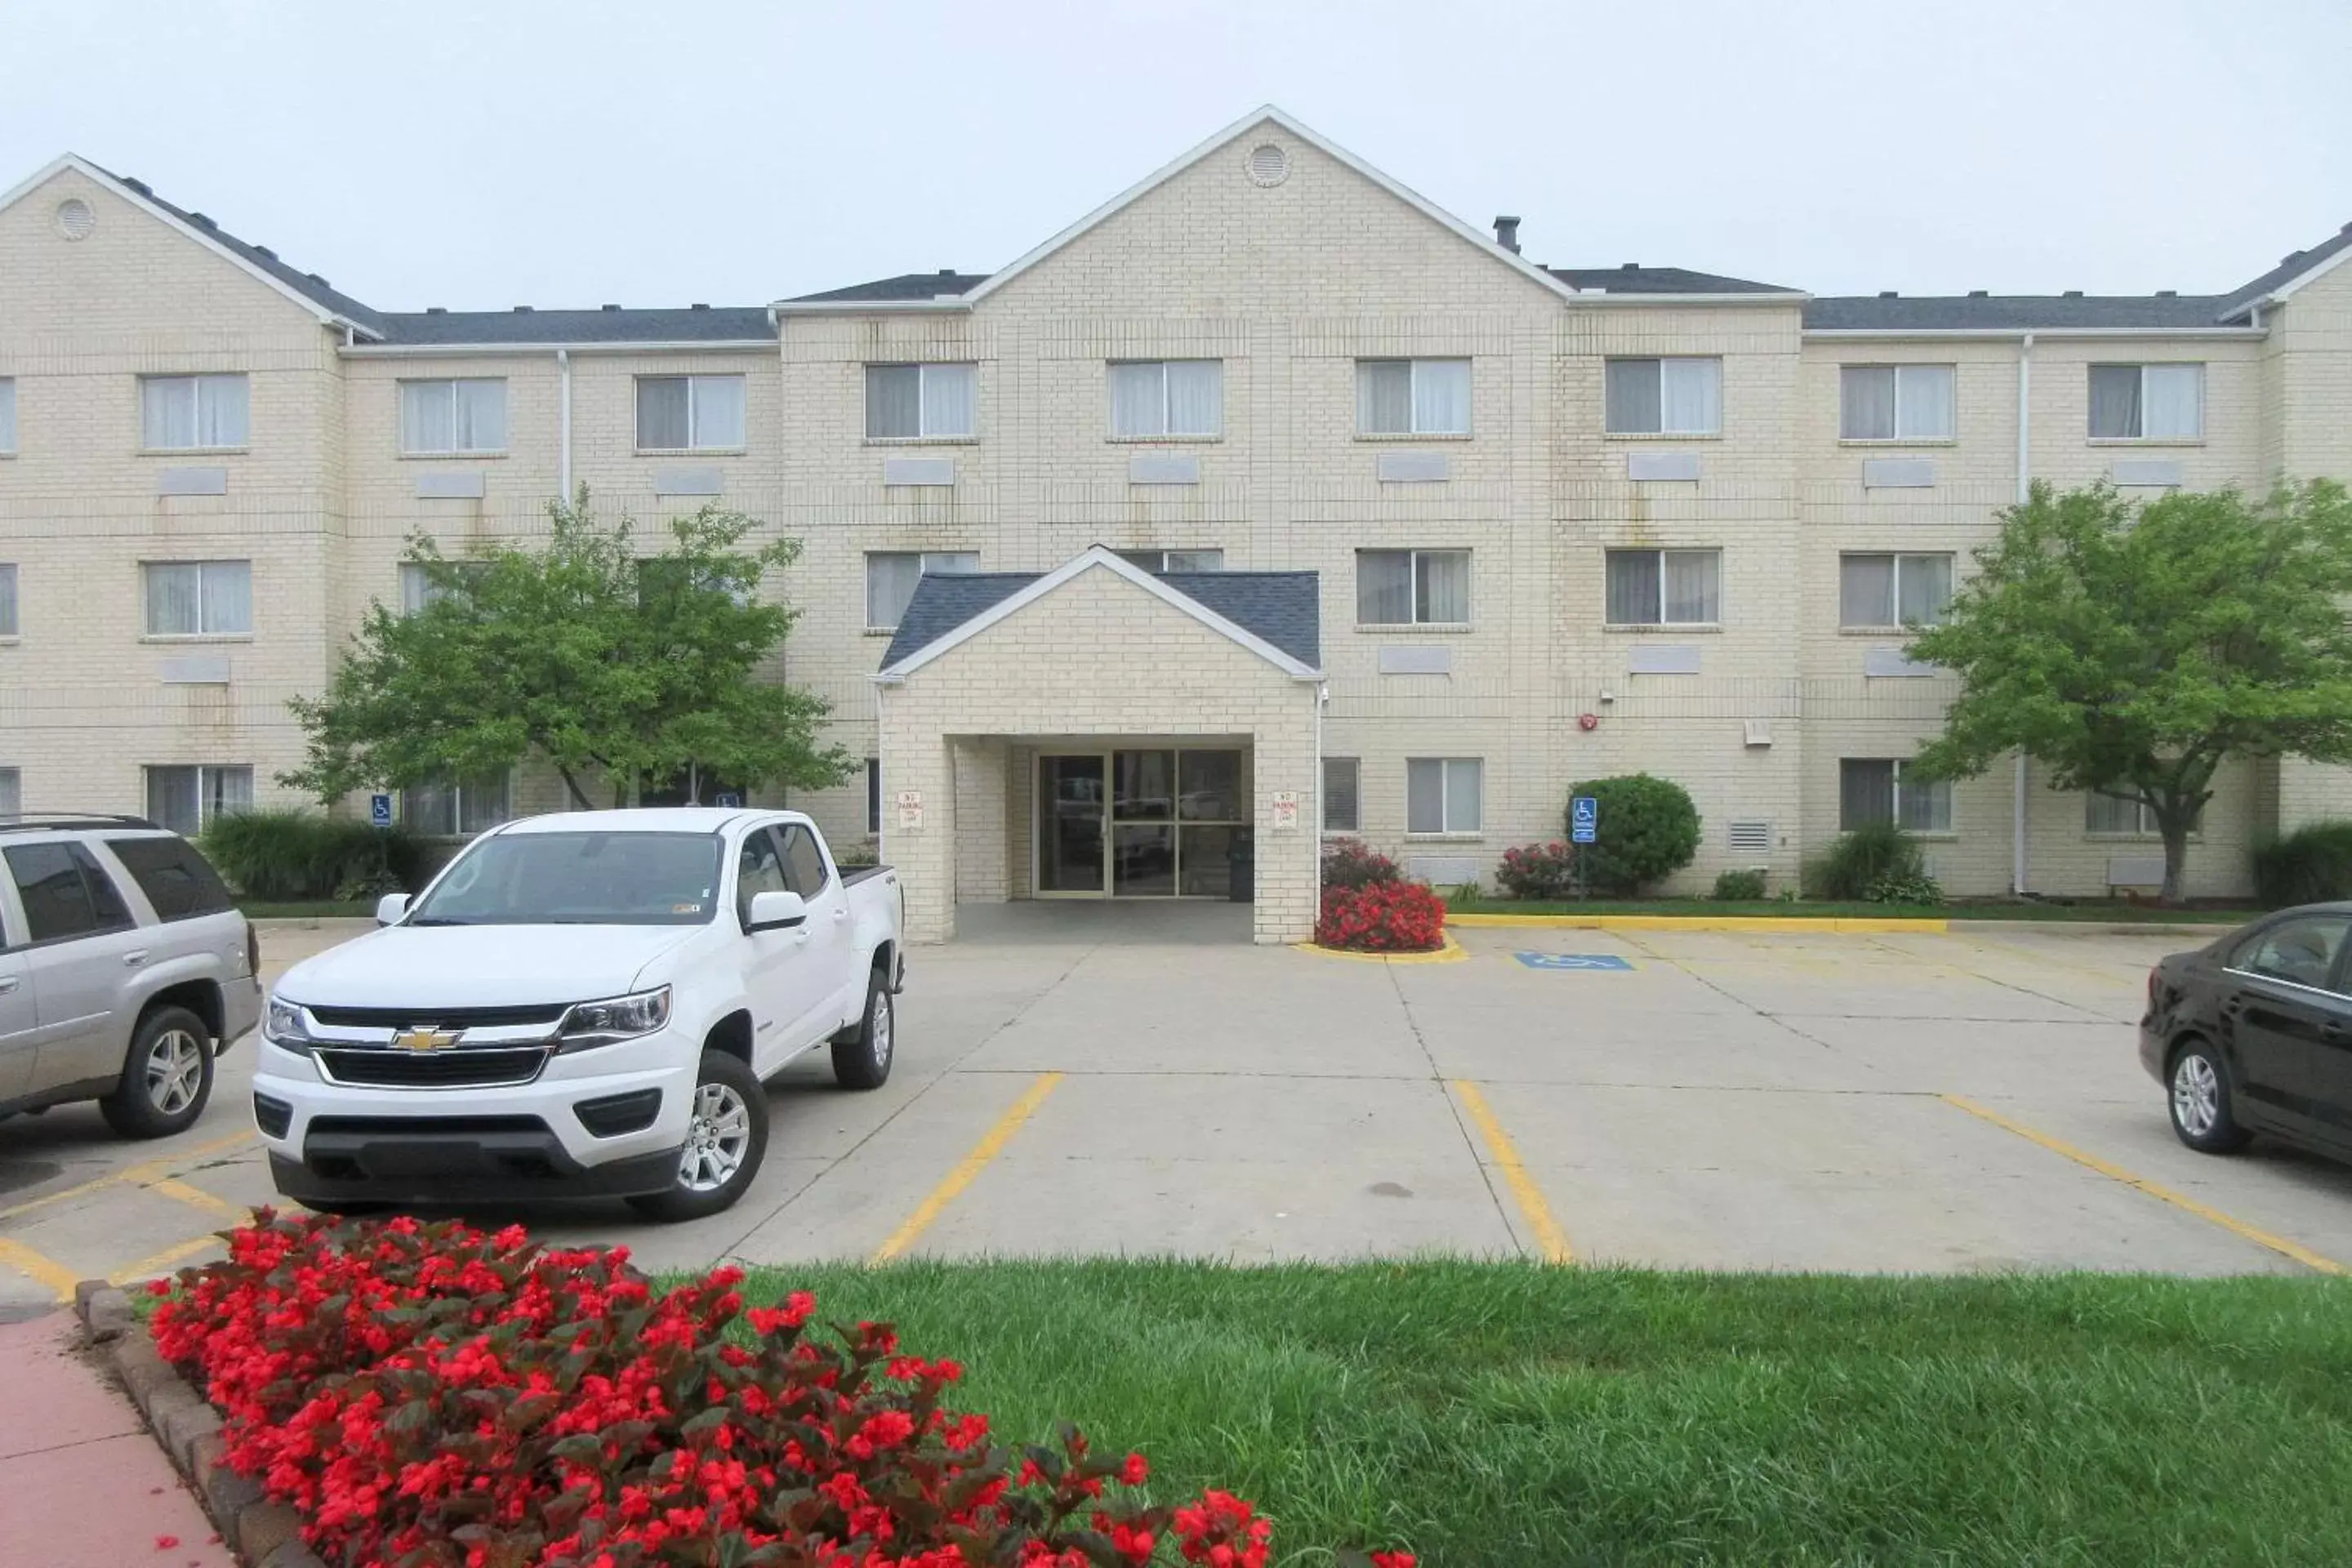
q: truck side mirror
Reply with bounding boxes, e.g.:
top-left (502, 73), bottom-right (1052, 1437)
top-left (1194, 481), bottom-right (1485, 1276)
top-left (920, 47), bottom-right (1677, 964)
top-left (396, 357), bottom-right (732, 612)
top-left (746, 890), bottom-right (808, 932)
top-left (375, 893), bottom-right (411, 926)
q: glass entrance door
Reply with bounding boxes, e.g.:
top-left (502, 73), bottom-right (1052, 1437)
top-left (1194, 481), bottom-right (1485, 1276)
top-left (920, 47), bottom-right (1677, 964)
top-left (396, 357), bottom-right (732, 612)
top-left (1036, 755), bottom-right (1107, 893)
top-left (1036, 749), bottom-right (1245, 898)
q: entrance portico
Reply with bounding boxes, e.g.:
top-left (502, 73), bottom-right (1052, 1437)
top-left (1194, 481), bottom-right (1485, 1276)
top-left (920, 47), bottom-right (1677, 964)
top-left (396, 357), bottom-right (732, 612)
top-left (874, 548), bottom-right (1324, 945)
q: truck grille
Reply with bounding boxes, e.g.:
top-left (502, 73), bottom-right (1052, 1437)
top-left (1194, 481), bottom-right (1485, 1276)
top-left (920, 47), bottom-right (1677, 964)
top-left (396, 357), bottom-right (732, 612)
top-left (314, 1047), bottom-right (549, 1089)
top-left (305, 1003), bottom-right (568, 1031)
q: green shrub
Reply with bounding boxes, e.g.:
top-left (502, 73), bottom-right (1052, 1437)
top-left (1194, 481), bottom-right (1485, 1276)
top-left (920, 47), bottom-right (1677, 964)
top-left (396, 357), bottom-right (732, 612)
top-left (1561, 775), bottom-right (1701, 895)
top-left (1866, 867), bottom-right (1944, 905)
top-left (199, 810), bottom-right (427, 901)
top-left (1321, 838), bottom-right (1401, 890)
top-left (2253, 821), bottom-right (2352, 907)
top-left (1805, 822), bottom-right (1927, 902)
top-left (1713, 868), bottom-right (1768, 902)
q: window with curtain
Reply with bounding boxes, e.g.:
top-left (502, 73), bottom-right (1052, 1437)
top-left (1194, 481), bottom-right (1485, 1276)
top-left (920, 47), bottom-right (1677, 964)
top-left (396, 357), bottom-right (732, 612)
top-left (2085, 792), bottom-right (2198, 835)
top-left (865, 363), bottom-right (976, 439)
top-left (140, 374), bottom-right (248, 450)
top-left (1605, 549), bottom-right (1720, 625)
top-left (1356, 549), bottom-right (1469, 625)
top-left (864, 550), bottom-right (979, 630)
top-left (1116, 549), bottom-right (1225, 573)
top-left (1355, 359), bottom-right (1471, 435)
top-left (0, 378), bottom-right (16, 454)
top-left (398, 560), bottom-right (488, 613)
top-left (399, 378), bottom-right (508, 454)
top-left (0, 564), bottom-right (16, 637)
top-left (1838, 553), bottom-right (1953, 627)
top-left (635, 375), bottom-right (746, 450)
top-left (1605, 358), bottom-right (1722, 434)
top-left (141, 560), bottom-right (252, 635)
top-left (400, 775), bottom-right (510, 837)
top-left (144, 764), bottom-right (252, 835)
top-left (1107, 361), bottom-right (1223, 438)
top-left (1405, 758), bottom-right (1482, 834)
top-left (1839, 364), bottom-right (1955, 440)
top-left (1839, 759), bottom-right (1951, 833)
top-left (2090, 363), bottom-right (2203, 439)
top-left (1322, 757), bottom-right (1360, 833)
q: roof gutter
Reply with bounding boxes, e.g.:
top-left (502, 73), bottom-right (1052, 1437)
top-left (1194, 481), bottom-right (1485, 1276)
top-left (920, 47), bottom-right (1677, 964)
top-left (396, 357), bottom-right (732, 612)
top-left (1560, 291), bottom-right (1811, 307)
top-left (771, 298), bottom-right (973, 316)
top-left (1803, 327), bottom-right (2266, 341)
top-left (340, 338), bottom-right (777, 357)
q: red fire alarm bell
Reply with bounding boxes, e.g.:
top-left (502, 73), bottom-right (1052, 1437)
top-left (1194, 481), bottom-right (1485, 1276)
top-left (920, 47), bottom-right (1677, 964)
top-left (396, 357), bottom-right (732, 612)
top-left (1577, 712), bottom-right (1601, 731)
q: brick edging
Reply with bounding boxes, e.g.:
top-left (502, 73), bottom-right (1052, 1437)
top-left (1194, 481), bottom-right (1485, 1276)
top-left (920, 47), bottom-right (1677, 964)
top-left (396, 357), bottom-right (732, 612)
top-left (73, 1281), bottom-right (325, 1568)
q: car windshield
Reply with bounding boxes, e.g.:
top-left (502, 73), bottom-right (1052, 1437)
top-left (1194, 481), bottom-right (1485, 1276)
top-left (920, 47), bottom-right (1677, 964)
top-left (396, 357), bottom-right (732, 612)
top-left (407, 831), bottom-right (724, 927)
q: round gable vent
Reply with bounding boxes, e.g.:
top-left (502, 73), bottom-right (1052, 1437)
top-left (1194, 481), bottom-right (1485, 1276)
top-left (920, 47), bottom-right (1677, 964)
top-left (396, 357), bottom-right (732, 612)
top-left (1245, 143), bottom-right (1290, 187)
top-left (55, 198), bottom-right (96, 240)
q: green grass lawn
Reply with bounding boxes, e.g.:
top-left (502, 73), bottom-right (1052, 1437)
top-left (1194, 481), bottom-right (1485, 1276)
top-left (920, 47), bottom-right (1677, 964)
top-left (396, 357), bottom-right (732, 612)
top-left (1447, 896), bottom-right (2245, 924)
top-left (714, 1261), bottom-right (2352, 1566)
top-left (236, 898), bottom-right (378, 920)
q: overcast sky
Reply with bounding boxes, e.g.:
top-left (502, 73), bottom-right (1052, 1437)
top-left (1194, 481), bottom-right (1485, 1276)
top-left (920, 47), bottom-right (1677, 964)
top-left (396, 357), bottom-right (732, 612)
top-left (5, 0), bottom-right (2344, 311)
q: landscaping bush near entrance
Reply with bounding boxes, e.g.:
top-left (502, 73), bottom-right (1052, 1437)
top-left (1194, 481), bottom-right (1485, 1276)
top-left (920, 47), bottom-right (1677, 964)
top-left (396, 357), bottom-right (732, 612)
top-left (1805, 822), bottom-right (1936, 903)
top-left (2254, 820), bottom-right (2352, 907)
top-left (1316, 880), bottom-right (1446, 952)
top-left (1560, 775), bottom-right (1701, 895)
top-left (1713, 868), bottom-right (1768, 901)
top-left (150, 1211), bottom-right (1410, 1568)
top-left (198, 808), bottom-right (425, 901)
top-left (1321, 837), bottom-right (1401, 889)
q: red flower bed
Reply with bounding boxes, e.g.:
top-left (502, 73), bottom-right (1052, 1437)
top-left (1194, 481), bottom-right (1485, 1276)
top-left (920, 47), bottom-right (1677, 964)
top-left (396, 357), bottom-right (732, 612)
top-left (152, 1211), bottom-right (1413, 1568)
top-left (1315, 880), bottom-right (1447, 953)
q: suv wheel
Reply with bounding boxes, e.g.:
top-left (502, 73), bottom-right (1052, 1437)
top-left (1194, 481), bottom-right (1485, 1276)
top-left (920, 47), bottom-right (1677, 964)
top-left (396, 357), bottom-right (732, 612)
top-left (831, 970), bottom-right (893, 1091)
top-left (99, 1005), bottom-right (216, 1139)
top-left (626, 1051), bottom-right (768, 1223)
top-left (2169, 1040), bottom-right (2253, 1154)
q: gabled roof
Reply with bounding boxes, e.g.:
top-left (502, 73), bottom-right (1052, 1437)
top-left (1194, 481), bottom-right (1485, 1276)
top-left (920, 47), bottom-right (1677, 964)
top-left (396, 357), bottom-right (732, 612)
top-left (372, 305), bottom-right (775, 347)
top-left (1548, 264), bottom-right (1798, 296)
top-left (787, 271), bottom-right (989, 305)
top-left (879, 548), bottom-right (1321, 679)
top-left (2215, 222), bottom-right (2352, 323)
top-left (0, 154), bottom-right (388, 339)
top-left (1803, 293), bottom-right (2234, 332)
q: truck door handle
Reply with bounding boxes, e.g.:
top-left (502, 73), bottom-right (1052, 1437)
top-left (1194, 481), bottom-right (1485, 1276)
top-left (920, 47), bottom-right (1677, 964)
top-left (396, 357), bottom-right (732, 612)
top-left (123, 950), bottom-right (149, 968)
top-left (834, 906), bottom-right (848, 920)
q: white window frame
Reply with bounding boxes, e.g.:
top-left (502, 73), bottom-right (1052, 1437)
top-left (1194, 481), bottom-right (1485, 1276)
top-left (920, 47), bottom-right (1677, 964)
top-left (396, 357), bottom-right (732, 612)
top-left (1356, 548), bottom-right (1471, 627)
top-left (1107, 360), bottom-right (1223, 439)
top-left (1603, 357), bottom-right (1723, 435)
top-left (635, 375), bottom-right (747, 452)
top-left (1405, 757), bottom-right (1483, 835)
top-left (864, 550), bottom-right (980, 631)
top-left (1838, 552), bottom-right (1955, 629)
top-left (2084, 791), bottom-right (2201, 838)
top-left (399, 377), bottom-right (508, 456)
top-left (1322, 757), bottom-right (1361, 835)
top-left (143, 764), bottom-right (252, 835)
top-left (1604, 548), bottom-right (1722, 627)
top-left (1839, 759), bottom-right (1953, 835)
top-left (1116, 549), bottom-right (1225, 573)
top-left (2088, 363), bottom-right (2205, 440)
top-left (0, 377), bottom-right (16, 456)
top-left (399, 774), bottom-right (511, 837)
top-left (1838, 364), bottom-right (1956, 442)
top-left (1354, 359), bottom-right (1472, 436)
top-left (140, 560), bottom-right (252, 637)
top-left (139, 373), bottom-right (249, 452)
top-left (864, 363), bottom-right (977, 440)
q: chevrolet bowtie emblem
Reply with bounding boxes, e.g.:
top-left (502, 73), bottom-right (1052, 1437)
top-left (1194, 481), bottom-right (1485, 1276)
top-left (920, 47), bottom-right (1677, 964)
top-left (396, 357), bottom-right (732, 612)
top-left (391, 1027), bottom-right (461, 1053)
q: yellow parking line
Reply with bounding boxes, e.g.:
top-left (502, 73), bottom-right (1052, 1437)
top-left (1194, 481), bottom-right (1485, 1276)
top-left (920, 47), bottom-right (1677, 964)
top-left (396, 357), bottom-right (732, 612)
top-left (1941, 1094), bottom-right (2347, 1276)
top-left (872, 1073), bottom-right (1063, 1263)
top-left (148, 1178), bottom-right (243, 1219)
top-left (1451, 1080), bottom-right (1575, 1264)
top-left (0, 1129), bottom-right (256, 1224)
top-left (109, 1234), bottom-right (225, 1287)
top-left (0, 1237), bottom-right (80, 1303)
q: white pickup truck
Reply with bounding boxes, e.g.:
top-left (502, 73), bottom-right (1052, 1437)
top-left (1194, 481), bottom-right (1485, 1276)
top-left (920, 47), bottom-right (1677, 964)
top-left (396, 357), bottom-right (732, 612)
top-left (254, 808), bottom-right (903, 1221)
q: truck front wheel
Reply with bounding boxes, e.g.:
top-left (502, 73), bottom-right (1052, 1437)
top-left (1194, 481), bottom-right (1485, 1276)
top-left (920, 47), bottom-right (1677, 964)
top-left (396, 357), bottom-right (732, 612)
top-left (626, 1051), bottom-right (768, 1222)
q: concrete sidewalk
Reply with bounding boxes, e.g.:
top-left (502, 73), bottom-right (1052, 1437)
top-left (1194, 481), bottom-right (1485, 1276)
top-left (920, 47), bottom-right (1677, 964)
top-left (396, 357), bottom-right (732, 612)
top-left (0, 1310), bottom-right (232, 1568)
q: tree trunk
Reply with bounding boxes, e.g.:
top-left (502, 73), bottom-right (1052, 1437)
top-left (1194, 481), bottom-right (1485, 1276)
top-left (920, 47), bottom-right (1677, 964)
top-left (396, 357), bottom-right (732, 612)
top-left (553, 765), bottom-right (594, 811)
top-left (2159, 822), bottom-right (2190, 906)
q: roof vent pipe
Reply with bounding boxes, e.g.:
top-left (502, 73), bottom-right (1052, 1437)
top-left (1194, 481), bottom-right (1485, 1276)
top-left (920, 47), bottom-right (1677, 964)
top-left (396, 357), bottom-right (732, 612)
top-left (1968, 289), bottom-right (1989, 298)
top-left (1493, 216), bottom-right (1521, 253)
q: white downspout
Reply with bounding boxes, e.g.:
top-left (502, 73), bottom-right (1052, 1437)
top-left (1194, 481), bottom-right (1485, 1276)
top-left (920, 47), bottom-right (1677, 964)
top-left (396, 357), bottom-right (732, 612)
top-left (1313, 682), bottom-right (1327, 929)
top-left (557, 349), bottom-right (573, 501)
top-left (2012, 333), bottom-right (2033, 895)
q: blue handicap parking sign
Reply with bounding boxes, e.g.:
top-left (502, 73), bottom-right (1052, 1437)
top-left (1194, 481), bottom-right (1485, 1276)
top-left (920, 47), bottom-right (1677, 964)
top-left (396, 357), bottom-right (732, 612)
top-left (369, 793), bottom-right (393, 829)
top-left (715, 791), bottom-right (743, 808)
top-left (1514, 951), bottom-right (1633, 971)
top-left (1570, 795), bottom-right (1598, 844)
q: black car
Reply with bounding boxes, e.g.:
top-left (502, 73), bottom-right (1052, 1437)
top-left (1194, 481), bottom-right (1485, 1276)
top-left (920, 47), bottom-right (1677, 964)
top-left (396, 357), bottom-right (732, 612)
top-left (2141, 903), bottom-right (2352, 1159)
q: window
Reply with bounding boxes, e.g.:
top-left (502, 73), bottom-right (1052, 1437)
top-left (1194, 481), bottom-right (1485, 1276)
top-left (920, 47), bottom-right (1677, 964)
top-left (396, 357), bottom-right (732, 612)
top-left (1356, 549), bottom-right (1470, 626)
top-left (635, 375), bottom-right (746, 451)
top-left (866, 759), bottom-right (881, 835)
top-left (864, 551), bottom-right (978, 630)
top-left (103, 836), bottom-right (233, 921)
top-left (400, 776), bottom-right (510, 837)
top-left (4, 842), bottom-right (134, 944)
top-left (0, 768), bottom-right (17, 817)
top-left (1406, 758), bottom-right (1482, 834)
top-left (399, 378), bottom-right (507, 454)
top-left (1606, 549), bottom-right (1721, 626)
top-left (1605, 358), bottom-right (1722, 434)
top-left (140, 373), bottom-right (248, 450)
top-left (142, 561), bottom-right (252, 636)
top-left (1839, 759), bottom-right (1952, 833)
top-left (736, 828), bottom-right (790, 924)
top-left (2085, 792), bottom-right (2200, 837)
top-left (1323, 757), bottom-right (1360, 833)
top-left (1840, 365), bottom-right (1955, 441)
top-left (1356, 359), bottom-right (1470, 435)
top-left (2089, 363), bottom-right (2203, 439)
top-left (778, 823), bottom-right (829, 895)
top-left (1116, 549), bottom-right (1224, 573)
top-left (1839, 553), bottom-right (1953, 628)
top-left (865, 363), bottom-right (976, 439)
top-left (2231, 915), bottom-right (2349, 992)
top-left (0, 377), bottom-right (15, 454)
top-left (144, 764), bottom-right (252, 835)
top-left (1108, 361), bottom-right (1223, 438)
top-left (398, 560), bottom-right (489, 613)
top-left (0, 564), bottom-right (16, 636)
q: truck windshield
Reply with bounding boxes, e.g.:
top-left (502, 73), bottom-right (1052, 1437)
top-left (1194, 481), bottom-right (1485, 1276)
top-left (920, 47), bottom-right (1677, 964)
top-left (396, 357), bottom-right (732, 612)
top-left (406, 832), bottom-right (724, 927)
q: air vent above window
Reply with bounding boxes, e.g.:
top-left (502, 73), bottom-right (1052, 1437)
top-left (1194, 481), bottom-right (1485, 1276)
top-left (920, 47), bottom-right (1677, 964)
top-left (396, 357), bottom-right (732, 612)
top-left (1246, 144), bottom-right (1290, 187)
top-left (1727, 821), bottom-right (1772, 854)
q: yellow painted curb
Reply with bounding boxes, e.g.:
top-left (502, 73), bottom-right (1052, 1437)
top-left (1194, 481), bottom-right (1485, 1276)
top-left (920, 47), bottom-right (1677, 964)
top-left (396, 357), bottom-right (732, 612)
top-left (1446, 913), bottom-right (1947, 934)
top-left (1294, 931), bottom-right (1468, 964)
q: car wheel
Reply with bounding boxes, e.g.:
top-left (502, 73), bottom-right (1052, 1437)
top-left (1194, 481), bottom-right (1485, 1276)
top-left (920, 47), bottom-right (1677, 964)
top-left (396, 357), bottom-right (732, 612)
top-left (2168, 1040), bottom-right (2253, 1154)
top-left (831, 971), bottom-right (893, 1091)
top-left (98, 1005), bottom-right (216, 1140)
top-left (626, 1051), bottom-right (768, 1223)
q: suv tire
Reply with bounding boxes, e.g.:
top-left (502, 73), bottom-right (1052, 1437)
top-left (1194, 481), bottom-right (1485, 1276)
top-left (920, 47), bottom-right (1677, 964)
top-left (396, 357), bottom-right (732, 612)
top-left (831, 970), bottom-right (893, 1091)
top-left (2168, 1038), bottom-right (2253, 1155)
top-left (626, 1050), bottom-right (768, 1223)
top-left (99, 1004), bottom-right (216, 1139)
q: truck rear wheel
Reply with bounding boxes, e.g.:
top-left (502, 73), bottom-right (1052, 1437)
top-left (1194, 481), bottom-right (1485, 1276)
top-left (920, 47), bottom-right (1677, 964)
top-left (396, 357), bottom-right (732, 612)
top-left (99, 1004), bottom-right (215, 1140)
top-left (831, 971), bottom-right (893, 1091)
top-left (626, 1051), bottom-right (768, 1223)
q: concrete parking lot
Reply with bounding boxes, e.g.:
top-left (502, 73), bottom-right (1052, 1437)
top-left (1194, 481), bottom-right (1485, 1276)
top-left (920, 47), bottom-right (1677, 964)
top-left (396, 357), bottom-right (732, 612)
top-left (4, 910), bottom-right (2350, 1311)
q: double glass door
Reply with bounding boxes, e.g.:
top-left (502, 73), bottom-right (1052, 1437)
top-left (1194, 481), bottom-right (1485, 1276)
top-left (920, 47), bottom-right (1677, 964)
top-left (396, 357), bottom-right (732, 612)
top-left (1037, 749), bottom-right (1245, 897)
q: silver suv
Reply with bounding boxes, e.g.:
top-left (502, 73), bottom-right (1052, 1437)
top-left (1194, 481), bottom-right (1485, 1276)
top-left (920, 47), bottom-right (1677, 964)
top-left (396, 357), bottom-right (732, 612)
top-left (0, 815), bottom-right (262, 1138)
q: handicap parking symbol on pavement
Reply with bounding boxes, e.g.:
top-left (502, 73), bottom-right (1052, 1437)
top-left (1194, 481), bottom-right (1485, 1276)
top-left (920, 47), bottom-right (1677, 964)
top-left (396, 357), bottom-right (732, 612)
top-left (1514, 951), bottom-right (1633, 971)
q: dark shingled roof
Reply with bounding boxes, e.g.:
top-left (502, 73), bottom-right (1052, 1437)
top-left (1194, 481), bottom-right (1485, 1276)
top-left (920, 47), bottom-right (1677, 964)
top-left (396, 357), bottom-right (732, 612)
top-left (788, 271), bottom-right (990, 304)
top-left (881, 562), bottom-right (1321, 671)
top-left (1549, 264), bottom-right (1797, 295)
top-left (1802, 294), bottom-right (2230, 332)
top-left (2215, 224), bottom-right (2352, 322)
top-left (376, 306), bottom-right (775, 345)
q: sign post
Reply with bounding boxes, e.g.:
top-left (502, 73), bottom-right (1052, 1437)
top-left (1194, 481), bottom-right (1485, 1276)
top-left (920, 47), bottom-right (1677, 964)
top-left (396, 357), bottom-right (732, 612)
top-left (1569, 795), bottom-right (1598, 902)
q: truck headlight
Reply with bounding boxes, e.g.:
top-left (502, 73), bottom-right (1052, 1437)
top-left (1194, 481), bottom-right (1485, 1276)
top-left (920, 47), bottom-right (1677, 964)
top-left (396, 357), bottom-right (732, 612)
top-left (555, 987), bottom-right (673, 1051)
top-left (264, 996), bottom-right (315, 1052)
